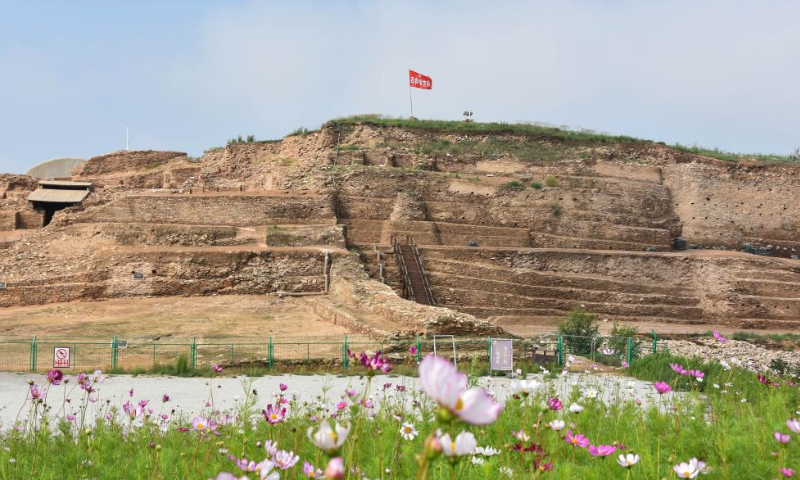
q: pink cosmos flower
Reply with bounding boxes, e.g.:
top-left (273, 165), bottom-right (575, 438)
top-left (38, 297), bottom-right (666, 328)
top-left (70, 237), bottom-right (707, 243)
top-left (352, 351), bottom-right (392, 374)
top-left (588, 444), bottom-right (617, 457)
top-left (271, 449), bottom-right (299, 470)
top-left (192, 417), bottom-right (217, 434)
top-left (336, 401), bottom-right (347, 411)
top-left (345, 388), bottom-right (358, 397)
top-left (29, 384), bottom-right (44, 401)
top-left (418, 355), bottom-right (502, 425)
top-left (774, 432), bottom-right (791, 444)
top-left (688, 370), bottom-right (704, 379)
top-left (787, 418), bottom-right (800, 434)
top-left (46, 369), bottom-right (63, 385)
top-left (548, 397), bottom-right (563, 411)
top-left (162, 394), bottom-right (170, 403)
top-left (279, 383), bottom-right (288, 392)
top-left (781, 468), bottom-right (796, 478)
top-left (409, 346), bottom-right (418, 355)
top-left (324, 457), bottom-right (345, 479)
top-left (262, 404), bottom-right (286, 424)
top-left (302, 461), bottom-right (322, 478)
top-left (212, 364), bottom-right (223, 373)
top-left (670, 363), bottom-right (688, 376)
top-left (621, 360), bottom-right (629, 368)
top-left (564, 430), bottom-right (590, 448)
top-left (713, 330), bottom-right (727, 343)
top-left (654, 382), bottom-right (672, 395)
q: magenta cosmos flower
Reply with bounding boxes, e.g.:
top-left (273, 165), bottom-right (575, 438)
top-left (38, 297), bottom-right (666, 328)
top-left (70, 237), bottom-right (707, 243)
top-left (262, 404), bottom-right (286, 424)
top-left (564, 430), bottom-right (590, 448)
top-left (419, 355), bottom-right (502, 425)
top-left (212, 364), bottom-right (223, 373)
top-left (46, 369), bottom-right (63, 385)
top-left (713, 330), bottom-right (727, 343)
top-left (781, 468), bottom-right (795, 478)
top-left (409, 345), bottom-right (418, 355)
top-left (654, 381), bottom-right (672, 394)
top-left (548, 397), bottom-right (563, 411)
top-left (349, 350), bottom-right (392, 374)
top-left (588, 444), bottom-right (617, 457)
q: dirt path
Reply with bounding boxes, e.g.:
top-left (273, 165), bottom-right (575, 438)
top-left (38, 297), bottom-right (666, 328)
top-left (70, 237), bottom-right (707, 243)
top-left (0, 295), bottom-right (356, 341)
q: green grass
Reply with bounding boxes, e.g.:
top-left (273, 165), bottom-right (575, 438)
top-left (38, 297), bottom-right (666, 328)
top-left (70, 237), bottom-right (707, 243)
top-left (4, 356), bottom-right (798, 479)
top-left (329, 115), bottom-right (799, 164)
top-left (499, 180), bottom-right (525, 191)
top-left (530, 181), bottom-right (542, 189)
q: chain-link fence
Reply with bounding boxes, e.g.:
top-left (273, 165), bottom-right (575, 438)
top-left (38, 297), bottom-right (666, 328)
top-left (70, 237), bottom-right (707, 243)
top-left (0, 332), bottom-right (666, 373)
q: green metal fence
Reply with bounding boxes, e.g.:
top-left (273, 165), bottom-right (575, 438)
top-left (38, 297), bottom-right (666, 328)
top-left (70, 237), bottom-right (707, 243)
top-left (0, 332), bottom-right (668, 373)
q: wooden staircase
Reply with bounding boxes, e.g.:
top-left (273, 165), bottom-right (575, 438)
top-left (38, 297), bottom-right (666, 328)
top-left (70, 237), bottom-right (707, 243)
top-left (393, 235), bottom-right (435, 306)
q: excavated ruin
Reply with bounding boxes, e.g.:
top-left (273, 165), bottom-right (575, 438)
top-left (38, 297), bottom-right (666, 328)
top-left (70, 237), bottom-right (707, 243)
top-left (1, 118), bottom-right (799, 338)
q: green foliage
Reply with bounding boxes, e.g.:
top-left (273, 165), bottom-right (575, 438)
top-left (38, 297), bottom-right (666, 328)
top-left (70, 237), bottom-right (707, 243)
top-left (607, 321), bottom-right (642, 358)
top-left (672, 143), bottom-right (798, 164)
top-left (558, 307), bottom-right (599, 354)
top-left (446, 172), bottom-right (461, 178)
top-left (330, 115), bottom-right (799, 164)
top-left (530, 181), bottom-right (542, 189)
top-left (286, 126), bottom-right (316, 137)
top-left (548, 202), bottom-right (563, 216)
top-left (499, 180), bottom-right (525, 191)
top-left (544, 175), bottom-right (559, 187)
top-left (227, 135), bottom-right (257, 145)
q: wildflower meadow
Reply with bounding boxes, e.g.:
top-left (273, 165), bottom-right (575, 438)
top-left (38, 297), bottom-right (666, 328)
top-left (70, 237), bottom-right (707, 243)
top-left (1, 342), bottom-right (799, 479)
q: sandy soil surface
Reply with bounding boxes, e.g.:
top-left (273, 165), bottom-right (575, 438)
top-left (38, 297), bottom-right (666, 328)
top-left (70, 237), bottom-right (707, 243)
top-left (0, 295), bottom-right (354, 341)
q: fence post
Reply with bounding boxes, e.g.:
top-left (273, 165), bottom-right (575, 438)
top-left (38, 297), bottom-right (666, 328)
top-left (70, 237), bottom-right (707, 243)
top-left (415, 335), bottom-right (421, 363)
top-left (30, 336), bottom-right (37, 372)
top-left (651, 330), bottom-right (658, 354)
top-left (268, 337), bottom-right (273, 369)
top-left (342, 335), bottom-right (349, 369)
top-left (190, 337), bottom-right (197, 369)
top-left (111, 336), bottom-right (118, 371)
top-left (626, 337), bottom-right (633, 365)
top-left (557, 335), bottom-right (563, 367)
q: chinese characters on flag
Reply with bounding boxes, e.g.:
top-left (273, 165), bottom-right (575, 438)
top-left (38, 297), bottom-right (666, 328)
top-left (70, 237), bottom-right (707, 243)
top-left (409, 70), bottom-right (432, 90)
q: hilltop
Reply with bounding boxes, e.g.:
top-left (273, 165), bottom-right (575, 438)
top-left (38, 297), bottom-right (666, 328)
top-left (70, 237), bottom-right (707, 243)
top-left (0, 116), bottom-right (799, 341)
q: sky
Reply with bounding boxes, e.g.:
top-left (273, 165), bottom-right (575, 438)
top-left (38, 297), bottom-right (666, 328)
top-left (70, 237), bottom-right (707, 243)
top-left (1, 1), bottom-right (798, 173)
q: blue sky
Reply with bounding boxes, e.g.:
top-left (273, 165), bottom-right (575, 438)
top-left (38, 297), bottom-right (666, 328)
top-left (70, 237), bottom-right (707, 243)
top-left (1, 1), bottom-right (798, 173)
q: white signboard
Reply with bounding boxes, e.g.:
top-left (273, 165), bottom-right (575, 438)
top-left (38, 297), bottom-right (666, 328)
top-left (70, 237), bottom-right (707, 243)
top-left (53, 347), bottom-right (70, 368)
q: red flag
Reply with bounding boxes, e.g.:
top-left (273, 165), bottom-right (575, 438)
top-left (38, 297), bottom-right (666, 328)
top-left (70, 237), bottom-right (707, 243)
top-left (409, 70), bottom-right (432, 90)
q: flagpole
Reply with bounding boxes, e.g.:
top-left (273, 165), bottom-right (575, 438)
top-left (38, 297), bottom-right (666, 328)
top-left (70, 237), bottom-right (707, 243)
top-left (408, 70), bottom-right (414, 118)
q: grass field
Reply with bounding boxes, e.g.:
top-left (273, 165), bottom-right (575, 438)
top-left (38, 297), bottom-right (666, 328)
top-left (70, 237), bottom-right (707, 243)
top-left (329, 115), bottom-right (799, 164)
top-left (2, 349), bottom-right (799, 479)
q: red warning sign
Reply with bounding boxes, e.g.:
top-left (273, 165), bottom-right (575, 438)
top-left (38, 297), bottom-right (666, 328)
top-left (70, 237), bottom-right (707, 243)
top-left (53, 347), bottom-right (70, 368)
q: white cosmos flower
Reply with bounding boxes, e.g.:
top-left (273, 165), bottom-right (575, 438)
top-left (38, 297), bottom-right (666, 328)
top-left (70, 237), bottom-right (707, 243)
top-left (399, 422), bottom-right (417, 440)
top-left (569, 403), bottom-right (584, 414)
top-left (617, 453), bottom-right (640, 468)
top-left (475, 446), bottom-right (500, 456)
top-left (511, 379), bottom-right (540, 395)
top-left (584, 388), bottom-right (598, 399)
top-left (307, 421), bottom-right (349, 454)
top-left (419, 355), bottom-right (503, 425)
top-left (498, 466), bottom-right (513, 477)
top-left (440, 431), bottom-right (477, 457)
top-left (673, 458), bottom-right (706, 478)
top-left (471, 456), bottom-right (485, 465)
top-left (548, 419), bottom-right (565, 431)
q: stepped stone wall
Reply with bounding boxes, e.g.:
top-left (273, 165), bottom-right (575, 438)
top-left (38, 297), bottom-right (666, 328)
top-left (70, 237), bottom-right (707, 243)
top-left (76, 194), bottom-right (336, 227)
top-left (662, 162), bottom-right (800, 254)
top-left (0, 250), bottom-right (327, 307)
